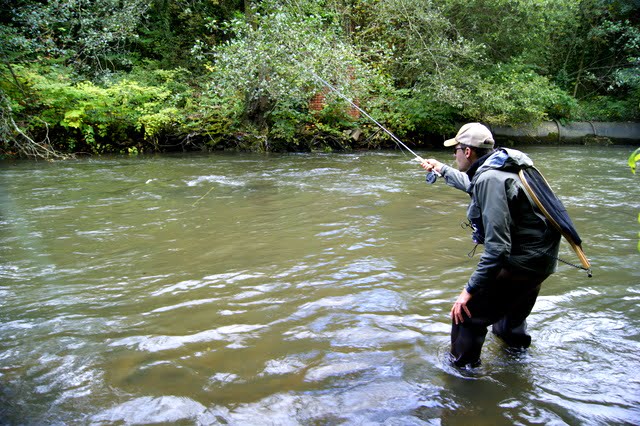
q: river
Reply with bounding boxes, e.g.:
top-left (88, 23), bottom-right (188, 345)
top-left (1, 146), bottom-right (639, 425)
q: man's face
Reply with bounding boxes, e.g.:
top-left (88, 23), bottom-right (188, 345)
top-left (453, 144), bottom-right (473, 172)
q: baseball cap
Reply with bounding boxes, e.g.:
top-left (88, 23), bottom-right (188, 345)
top-left (443, 123), bottom-right (495, 148)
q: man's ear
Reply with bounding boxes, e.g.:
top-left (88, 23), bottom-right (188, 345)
top-left (464, 147), bottom-right (473, 159)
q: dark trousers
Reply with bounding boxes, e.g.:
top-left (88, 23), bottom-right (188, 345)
top-left (450, 268), bottom-right (550, 367)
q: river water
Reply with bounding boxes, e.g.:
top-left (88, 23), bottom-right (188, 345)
top-left (0, 146), bottom-right (639, 425)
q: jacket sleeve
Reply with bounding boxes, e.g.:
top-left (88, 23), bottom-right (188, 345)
top-left (465, 173), bottom-right (513, 294)
top-left (440, 165), bottom-right (470, 192)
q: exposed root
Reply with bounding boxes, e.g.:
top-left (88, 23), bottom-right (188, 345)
top-left (1, 92), bottom-right (71, 160)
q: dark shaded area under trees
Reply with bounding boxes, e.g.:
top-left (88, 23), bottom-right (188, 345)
top-left (0, 0), bottom-right (638, 159)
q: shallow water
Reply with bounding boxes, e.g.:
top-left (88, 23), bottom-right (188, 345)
top-left (1, 146), bottom-right (639, 425)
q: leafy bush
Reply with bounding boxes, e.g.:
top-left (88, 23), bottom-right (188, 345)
top-left (1, 63), bottom-right (192, 153)
top-left (465, 62), bottom-right (577, 124)
top-left (575, 95), bottom-right (639, 121)
top-left (193, 1), bottom-right (396, 152)
top-left (2, 0), bottom-right (639, 158)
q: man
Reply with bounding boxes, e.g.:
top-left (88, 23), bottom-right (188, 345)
top-left (421, 123), bottom-right (561, 367)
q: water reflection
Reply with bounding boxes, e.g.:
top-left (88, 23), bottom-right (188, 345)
top-left (1, 148), bottom-right (639, 424)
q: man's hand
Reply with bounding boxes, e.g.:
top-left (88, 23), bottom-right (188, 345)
top-left (420, 159), bottom-right (444, 173)
top-left (450, 288), bottom-right (472, 324)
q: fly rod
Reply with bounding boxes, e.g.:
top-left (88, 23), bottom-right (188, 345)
top-left (305, 70), bottom-right (440, 184)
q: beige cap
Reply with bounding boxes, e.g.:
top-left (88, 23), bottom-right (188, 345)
top-left (443, 123), bottom-right (495, 148)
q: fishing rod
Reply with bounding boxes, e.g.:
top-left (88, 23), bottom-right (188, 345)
top-left (301, 66), bottom-right (440, 184)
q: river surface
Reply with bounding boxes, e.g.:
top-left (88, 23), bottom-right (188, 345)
top-left (1, 146), bottom-right (639, 425)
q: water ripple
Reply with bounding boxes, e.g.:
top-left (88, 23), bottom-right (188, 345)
top-left (1, 149), bottom-right (639, 424)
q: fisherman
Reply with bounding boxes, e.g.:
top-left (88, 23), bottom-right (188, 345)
top-left (420, 123), bottom-right (562, 367)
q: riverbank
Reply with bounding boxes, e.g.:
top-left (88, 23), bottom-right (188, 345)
top-left (2, 120), bottom-right (638, 162)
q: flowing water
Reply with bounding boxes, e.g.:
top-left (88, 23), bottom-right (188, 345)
top-left (0, 146), bottom-right (639, 425)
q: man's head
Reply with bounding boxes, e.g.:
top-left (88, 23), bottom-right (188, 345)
top-left (443, 123), bottom-right (495, 172)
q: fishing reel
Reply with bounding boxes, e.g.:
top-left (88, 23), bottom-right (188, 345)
top-left (425, 171), bottom-right (438, 184)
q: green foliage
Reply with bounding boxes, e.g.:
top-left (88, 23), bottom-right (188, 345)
top-left (575, 95), bottom-right (639, 121)
top-left (1, 0), bottom-right (638, 157)
top-left (630, 146), bottom-right (640, 252)
top-left (5, 0), bottom-right (149, 77)
top-left (629, 147), bottom-right (640, 174)
top-left (464, 62), bottom-right (577, 124)
top-left (265, 101), bottom-right (311, 150)
top-left (543, 0), bottom-right (640, 114)
top-left (346, 0), bottom-right (578, 126)
top-left (438, 0), bottom-right (578, 64)
top-left (354, 0), bottom-right (484, 88)
top-left (136, 0), bottom-right (244, 70)
top-left (1, 63), bottom-right (192, 153)
top-left (193, 0), bottom-right (396, 151)
top-left (394, 92), bottom-right (458, 138)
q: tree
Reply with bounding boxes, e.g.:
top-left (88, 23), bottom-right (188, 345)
top-left (348, 0), bottom-right (575, 127)
top-left (2, 0), bottom-right (149, 77)
top-left (546, 0), bottom-right (640, 120)
top-left (135, 0), bottom-right (245, 71)
top-left (193, 0), bottom-right (394, 150)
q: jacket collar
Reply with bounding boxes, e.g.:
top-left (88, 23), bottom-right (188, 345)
top-left (466, 151), bottom-right (494, 180)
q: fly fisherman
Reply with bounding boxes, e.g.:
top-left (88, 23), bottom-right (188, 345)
top-left (420, 123), bottom-right (562, 368)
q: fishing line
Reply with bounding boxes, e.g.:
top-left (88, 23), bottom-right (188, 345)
top-left (528, 246), bottom-right (593, 277)
top-left (287, 20), bottom-right (590, 276)
top-left (274, 3), bottom-right (439, 182)
top-left (192, 186), bottom-right (215, 207)
top-left (289, 54), bottom-right (440, 183)
top-left (307, 73), bottom-right (418, 158)
top-left (462, 220), bottom-right (593, 277)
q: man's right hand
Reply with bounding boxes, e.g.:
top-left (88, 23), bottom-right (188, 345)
top-left (420, 159), bottom-right (444, 173)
